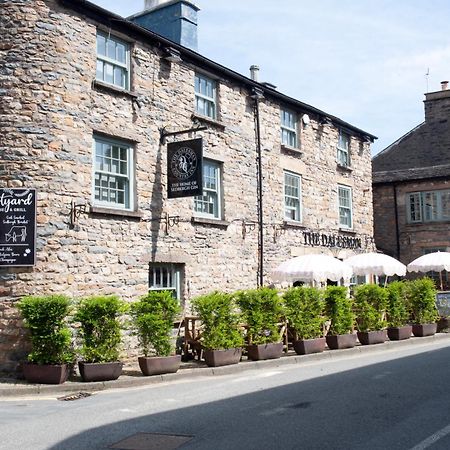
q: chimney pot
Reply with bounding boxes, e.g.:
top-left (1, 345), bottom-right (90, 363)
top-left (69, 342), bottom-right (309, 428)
top-left (441, 80), bottom-right (449, 90)
top-left (250, 65), bottom-right (260, 82)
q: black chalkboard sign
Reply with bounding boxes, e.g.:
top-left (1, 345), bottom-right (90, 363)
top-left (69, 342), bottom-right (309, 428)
top-left (0, 188), bottom-right (36, 266)
top-left (435, 291), bottom-right (450, 317)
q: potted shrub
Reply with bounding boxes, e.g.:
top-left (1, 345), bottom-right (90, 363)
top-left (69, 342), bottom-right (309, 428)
top-left (74, 295), bottom-right (128, 381)
top-left (353, 284), bottom-right (388, 345)
top-left (386, 281), bottom-right (412, 340)
top-left (235, 287), bottom-right (284, 360)
top-left (192, 291), bottom-right (244, 367)
top-left (324, 286), bottom-right (356, 349)
top-left (407, 278), bottom-right (439, 337)
top-left (283, 286), bottom-right (327, 355)
top-left (17, 295), bottom-right (74, 384)
top-left (130, 291), bottom-right (181, 376)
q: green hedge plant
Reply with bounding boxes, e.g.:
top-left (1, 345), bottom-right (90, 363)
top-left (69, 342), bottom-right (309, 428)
top-left (192, 291), bottom-right (244, 350)
top-left (407, 278), bottom-right (439, 325)
top-left (74, 295), bottom-right (128, 363)
top-left (324, 286), bottom-right (354, 335)
top-left (17, 295), bottom-right (74, 365)
top-left (235, 287), bottom-right (284, 345)
top-left (353, 284), bottom-right (388, 332)
top-left (386, 281), bottom-right (410, 328)
top-left (130, 291), bottom-right (180, 357)
top-left (283, 286), bottom-right (326, 340)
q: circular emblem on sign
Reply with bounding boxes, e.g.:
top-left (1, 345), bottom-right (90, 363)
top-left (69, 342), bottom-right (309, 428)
top-left (170, 146), bottom-right (198, 180)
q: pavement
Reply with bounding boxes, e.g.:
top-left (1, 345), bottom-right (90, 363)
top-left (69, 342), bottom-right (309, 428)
top-left (1, 333), bottom-right (450, 398)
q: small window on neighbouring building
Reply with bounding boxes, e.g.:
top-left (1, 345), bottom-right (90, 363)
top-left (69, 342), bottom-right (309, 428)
top-left (149, 264), bottom-right (183, 301)
top-left (338, 184), bottom-right (353, 229)
top-left (284, 171), bottom-right (301, 221)
top-left (407, 189), bottom-right (450, 223)
top-left (96, 31), bottom-right (130, 90)
top-left (93, 135), bottom-right (134, 210)
top-left (281, 109), bottom-right (297, 148)
top-left (195, 73), bottom-right (217, 119)
top-left (337, 130), bottom-right (350, 167)
top-left (194, 160), bottom-right (222, 219)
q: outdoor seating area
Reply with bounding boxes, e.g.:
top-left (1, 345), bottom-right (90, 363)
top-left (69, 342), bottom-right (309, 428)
top-left (14, 256), bottom-right (449, 384)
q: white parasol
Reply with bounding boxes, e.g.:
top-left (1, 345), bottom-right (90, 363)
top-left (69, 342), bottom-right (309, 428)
top-left (272, 254), bottom-right (353, 284)
top-left (407, 251), bottom-right (450, 290)
top-left (344, 252), bottom-right (406, 277)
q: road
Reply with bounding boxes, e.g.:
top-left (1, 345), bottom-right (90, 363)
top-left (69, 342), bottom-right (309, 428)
top-left (2, 341), bottom-right (450, 450)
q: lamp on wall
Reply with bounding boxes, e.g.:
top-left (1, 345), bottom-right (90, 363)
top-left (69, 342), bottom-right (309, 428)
top-left (162, 46), bottom-right (182, 63)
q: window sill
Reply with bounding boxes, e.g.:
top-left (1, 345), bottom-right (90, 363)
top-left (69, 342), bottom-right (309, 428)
top-left (92, 80), bottom-right (138, 99)
top-left (191, 113), bottom-right (226, 131)
top-left (191, 216), bottom-right (229, 228)
top-left (337, 163), bottom-right (353, 172)
top-left (281, 144), bottom-right (302, 155)
top-left (90, 206), bottom-right (143, 219)
top-left (283, 220), bottom-right (305, 228)
top-left (338, 228), bottom-right (356, 235)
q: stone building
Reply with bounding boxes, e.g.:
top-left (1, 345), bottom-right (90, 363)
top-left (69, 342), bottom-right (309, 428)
top-left (0, 0), bottom-right (375, 372)
top-left (372, 81), bottom-right (450, 286)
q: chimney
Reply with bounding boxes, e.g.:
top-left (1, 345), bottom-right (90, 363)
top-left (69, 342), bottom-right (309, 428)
top-left (250, 65), bottom-right (259, 82)
top-left (129, 1), bottom-right (199, 51)
top-left (424, 80), bottom-right (450, 123)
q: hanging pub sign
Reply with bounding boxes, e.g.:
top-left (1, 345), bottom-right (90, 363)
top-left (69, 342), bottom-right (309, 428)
top-left (0, 188), bottom-right (36, 267)
top-left (167, 137), bottom-right (203, 199)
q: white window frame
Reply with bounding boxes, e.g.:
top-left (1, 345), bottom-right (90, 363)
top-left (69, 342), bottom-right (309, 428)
top-left (338, 184), bottom-right (353, 229)
top-left (281, 108), bottom-right (298, 148)
top-left (195, 73), bottom-right (217, 119)
top-left (149, 264), bottom-right (182, 301)
top-left (92, 135), bottom-right (134, 211)
top-left (337, 130), bottom-right (350, 167)
top-left (194, 159), bottom-right (222, 219)
top-left (96, 31), bottom-right (130, 90)
top-left (284, 171), bottom-right (302, 222)
top-left (407, 189), bottom-right (450, 223)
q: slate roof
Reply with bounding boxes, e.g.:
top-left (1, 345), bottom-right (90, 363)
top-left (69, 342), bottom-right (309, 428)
top-left (372, 116), bottom-right (450, 184)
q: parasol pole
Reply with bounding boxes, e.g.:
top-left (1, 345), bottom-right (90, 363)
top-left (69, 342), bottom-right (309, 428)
top-left (440, 270), bottom-right (444, 291)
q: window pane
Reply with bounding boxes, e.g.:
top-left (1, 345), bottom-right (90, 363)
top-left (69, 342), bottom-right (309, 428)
top-left (96, 34), bottom-right (106, 56)
top-left (105, 63), bottom-right (114, 84)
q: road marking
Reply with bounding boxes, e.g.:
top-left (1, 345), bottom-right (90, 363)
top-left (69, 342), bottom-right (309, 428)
top-left (410, 423), bottom-right (450, 450)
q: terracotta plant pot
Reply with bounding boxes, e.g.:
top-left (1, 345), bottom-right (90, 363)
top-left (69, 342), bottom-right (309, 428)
top-left (78, 361), bottom-right (123, 382)
top-left (412, 323), bottom-right (437, 337)
top-left (247, 342), bottom-right (283, 361)
top-left (293, 337), bottom-right (326, 355)
top-left (357, 330), bottom-right (387, 345)
top-left (203, 348), bottom-right (242, 367)
top-left (326, 333), bottom-right (357, 350)
top-left (138, 355), bottom-right (181, 376)
top-left (22, 363), bottom-right (70, 385)
top-left (387, 325), bottom-right (412, 341)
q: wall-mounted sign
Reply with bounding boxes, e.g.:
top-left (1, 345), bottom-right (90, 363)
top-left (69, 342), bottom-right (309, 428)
top-left (167, 138), bottom-right (203, 198)
top-left (0, 188), bottom-right (36, 267)
top-left (302, 231), bottom-right (362, 250)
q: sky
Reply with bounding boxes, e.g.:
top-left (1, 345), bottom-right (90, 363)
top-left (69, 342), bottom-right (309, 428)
top-left (90, 0), bottom-right (450, 155)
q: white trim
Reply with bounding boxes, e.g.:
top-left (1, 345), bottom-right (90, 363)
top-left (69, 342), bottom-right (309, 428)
top-left (284, 171), bottom-right (302, 222)
top-left (338, 184), bottom-right (353, 229)
top-left (194, 159), bottom-right (222, 219)
top-left (92, 135), bottom-right (134, 211)
top-left (96, 31), bottom-right (131, 90)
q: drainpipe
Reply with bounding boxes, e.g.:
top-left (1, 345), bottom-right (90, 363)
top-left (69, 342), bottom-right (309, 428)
top-left (393, 183), bottom-right (401, 259)
top-left (251, 86), bottom-right (265, 287)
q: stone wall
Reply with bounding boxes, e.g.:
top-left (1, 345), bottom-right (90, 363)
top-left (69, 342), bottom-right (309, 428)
top-left (0, 0), bottom-right (374, 372)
